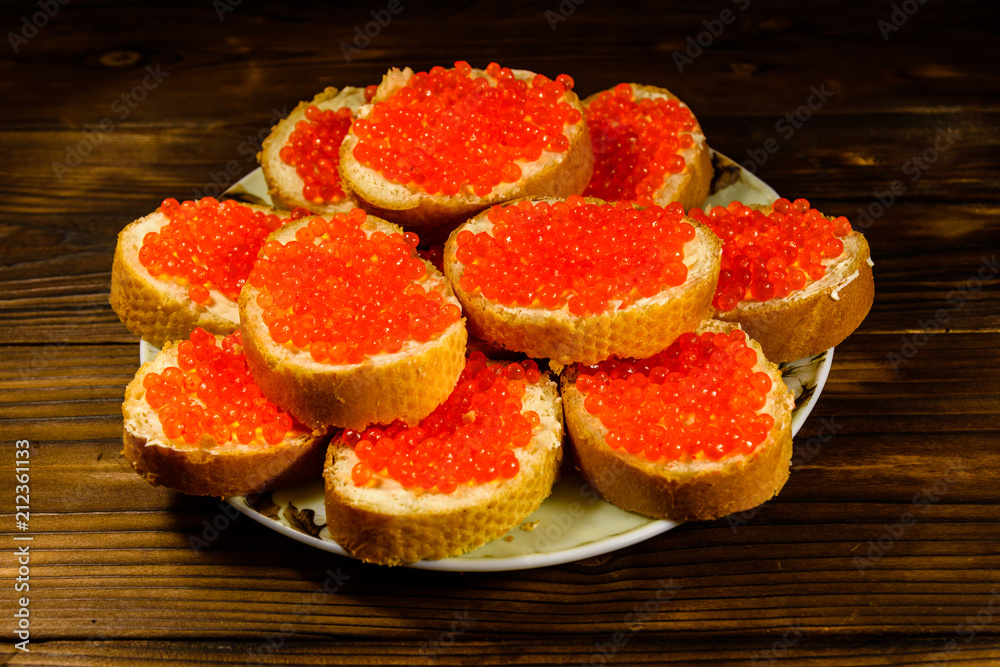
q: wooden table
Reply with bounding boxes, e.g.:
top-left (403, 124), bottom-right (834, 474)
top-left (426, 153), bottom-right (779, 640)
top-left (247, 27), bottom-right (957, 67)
top-left (3, 1), bottom-right (998, 664)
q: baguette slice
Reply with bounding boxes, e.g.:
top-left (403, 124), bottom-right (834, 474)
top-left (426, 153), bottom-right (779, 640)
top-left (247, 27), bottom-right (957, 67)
top-left (442, 196), bottom-right (722, 366)
top-left (239, 213), bottom-right (467, 431)
top-left (562, 320), bottom-right (794, 521)
top-left (696, 202), bottom-right (875, 362)
top-left (339, 64), bottom-right (594, 243)
top-left (122, 333), bottom-right (327, 497)
top-left (259, 86), bottom-right (367, 215)
top-left (583, 83), bottom-right (712, 211)
top-left (110, 199), bottom-right (289, 348)
top-left (323, 362), bottom-right (564, 565)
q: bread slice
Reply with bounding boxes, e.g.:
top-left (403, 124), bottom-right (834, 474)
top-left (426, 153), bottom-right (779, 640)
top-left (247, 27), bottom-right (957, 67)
top-left (562, 320), bottom-right (794, 521)
top-left (122, 335), bottom-right (327, 497)
top-left (109, 200), bottom-right (288, 348)
top-left (715, 231), bottom-right (874, 362)
top-left (259, 86), bottom-right (367, 215)
top-left (442, 196), bottom-right (722, 366)
top-left (239, 214), bottom-right (468, 431)
top-left (582, 83), bottom-right (712, 211)
top-left (698, 203), bottom-right (875, 362)
top-left (323, 367), bottom-right (563, 565)
top-left (338, 65), bottom-right (594, 243)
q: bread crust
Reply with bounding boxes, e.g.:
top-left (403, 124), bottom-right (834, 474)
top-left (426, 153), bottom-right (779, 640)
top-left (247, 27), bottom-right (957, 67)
top-left (109, 203), bottom-right (285, 348)
top-left (323, 373), bottom-right (564, 565)
top-left (582, 83), bottom-right (712, 211)
top-left (239, 215), bottom-right (468, 431)
top-left (122, 340), bottom-right (328, 497)
top-left (562, 320), bottom-right (794, 521)
top-left (714, 228), bottom-right (875, 362)
top-left (259, 86), bottom-right (367, 215)
top-left (338, 67), bottom-right (595, 244)
top-left (442, 197), bottom-right (722, 366)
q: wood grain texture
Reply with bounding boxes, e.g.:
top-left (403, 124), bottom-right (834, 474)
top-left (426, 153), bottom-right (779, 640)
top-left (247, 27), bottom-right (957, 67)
top-left (6, 638), bottom-right (1000, 666)
top-left (1, 0), bottom-right (998, 664)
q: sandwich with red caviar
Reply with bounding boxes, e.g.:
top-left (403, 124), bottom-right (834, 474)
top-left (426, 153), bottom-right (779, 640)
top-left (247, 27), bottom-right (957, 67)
top-left (443, 195), bottom-right (721, 366)
top-left (122, 328), bottom-right (327, 497)
top-left (324, 352), bottom-right (563, 565)
top-left (583, 83), bottom-right (712, 211)
top-left (562, 321), bottom-right (794, 521)
top-left (260, 85), bottom-right (369, 215)
top-left (338, 61), bottom-right (594, 242)
top-left (239, 208), bottom-right (467, 431)
top-left (689, 198), bottom-right (874, 362)
top-left (110, 197), bottom-right (294, 348)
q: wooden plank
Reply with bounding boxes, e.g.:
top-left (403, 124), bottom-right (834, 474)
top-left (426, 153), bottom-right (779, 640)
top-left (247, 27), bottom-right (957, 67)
top-left (3, 1), bottom-right (998, 126)
top-left (0, 235), bottom-right (997, 345)
top-left (4, 637), bottom-right (1000, 666)
top-left (2, 111), bottom-right (997, 219)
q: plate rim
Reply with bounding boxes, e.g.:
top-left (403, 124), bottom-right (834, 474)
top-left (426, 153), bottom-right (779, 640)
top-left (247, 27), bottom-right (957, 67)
top-left (226, 491), bottom-right (682, 572)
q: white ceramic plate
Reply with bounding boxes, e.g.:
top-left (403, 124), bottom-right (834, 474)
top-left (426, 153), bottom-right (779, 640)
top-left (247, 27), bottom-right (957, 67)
top-left (139, 153), bottom-right (834, 571)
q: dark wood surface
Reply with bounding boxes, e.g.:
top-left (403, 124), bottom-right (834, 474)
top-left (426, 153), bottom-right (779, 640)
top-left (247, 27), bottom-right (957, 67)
top-left (2, 1), bottom-right (998, 664)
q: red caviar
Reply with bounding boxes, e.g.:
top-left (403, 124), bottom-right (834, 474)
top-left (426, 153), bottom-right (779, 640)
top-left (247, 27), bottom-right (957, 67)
top-left (575, 329), bottom-right (775, 462)
top-left (247, 209), bottom-right (461, 365)
top-left (351, 61), bottom-right (581, 197)
top-left (417, 244), bottom-right (445, 274)
top-left (138, 198), bottom-right (287, 305)
top-left (689, 198), bottom-right (852, 311)
top-left (456, 196), bottom-right (695, 315)
top-left (142, 328), bottom-right (305, 446)
top-left (584, 83), bottom-right (698, 205)
top-left (345, 352), bottom-right (543, 493)
top-left (278, 104), bottom-right (354, 205)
